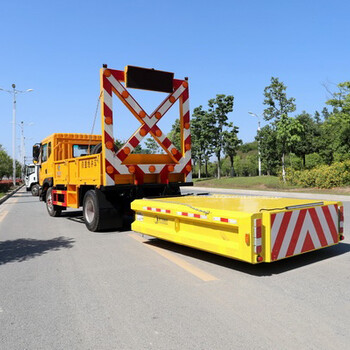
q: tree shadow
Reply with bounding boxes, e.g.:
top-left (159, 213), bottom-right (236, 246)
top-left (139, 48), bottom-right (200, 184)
top-left (144, 239), bottom-right (350, 276)
top-left (0, 236), bottom-right (75, 265)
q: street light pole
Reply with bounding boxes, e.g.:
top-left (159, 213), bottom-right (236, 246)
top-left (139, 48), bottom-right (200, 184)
top-left (249, 111), bottom-right (262, 176)
top-left (0, 85), bottom-right (33, 186)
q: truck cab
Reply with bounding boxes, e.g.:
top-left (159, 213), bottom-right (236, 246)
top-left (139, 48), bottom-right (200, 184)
top-left (24, 163), bottom-right (40, 196)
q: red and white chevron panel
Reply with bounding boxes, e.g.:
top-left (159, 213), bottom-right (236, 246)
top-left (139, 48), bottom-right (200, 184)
top-left (143, 206), bottom-right (171, 214)
top-left (270, 205), bottom-right (339, 261)
top-left (101, 68), bottom-right (192, 186)
top-left (176, 211), bottom-right (207, 220)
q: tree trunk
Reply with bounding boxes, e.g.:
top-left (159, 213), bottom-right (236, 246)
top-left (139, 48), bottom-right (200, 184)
top-left (217, 153), bottom-right (221, 179)
top-left (230, 156), bottom-right (235, 177)
top-left (282, 153), bottom-right (286, 183)
top-left (198, 156), bottom-right (202, 179)
top-left (302, 154), bottom-right (306, 168)
top-left (205, 159), bottom-right (208, 178)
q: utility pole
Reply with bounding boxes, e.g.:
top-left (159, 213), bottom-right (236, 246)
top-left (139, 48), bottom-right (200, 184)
top-left (0, 84), bottom-right (33, 186)
top-left (248, 111), bottom-right (262, 176)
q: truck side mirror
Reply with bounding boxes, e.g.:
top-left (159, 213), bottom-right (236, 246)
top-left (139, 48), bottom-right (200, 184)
top-left (33, 143), bottom-right (41, 162)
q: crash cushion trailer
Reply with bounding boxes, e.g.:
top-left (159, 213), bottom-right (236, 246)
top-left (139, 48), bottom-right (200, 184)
top-left (132, 195), bottom-right (344, 264)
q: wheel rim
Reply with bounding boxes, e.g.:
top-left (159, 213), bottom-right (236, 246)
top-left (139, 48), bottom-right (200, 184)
top-left (32, 187), bottom-right (38, 195)
top-left (85, 198), bottom-right (95, 223)
top-left (47, 192), bottom-right (54, 212)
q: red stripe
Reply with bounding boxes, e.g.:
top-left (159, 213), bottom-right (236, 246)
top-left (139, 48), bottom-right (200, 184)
top-left (104, 131), bottom-right (114, 144)
top-left (194, 214), bottom-right (200, 218)
top-left (184, 135), bottom-right (191, 148)
top-left (110, 69), bottom-right (124, 81)
top-left (271, 211), bottom-right (292, 261)
top-left (256, 246), bottom-right (262, 254)
top-left (285, 209), bottom-right (307, 258)
top-left (156, 208), bottom-right (161, 212)
top-left (182, 212), bottom-right (188, 216)
top-left (255, 219), bottom-right (262, 238)
top-left (166, 210), bottom-right (170, 214)
top-left (133, 165), bottom-right (144, 185)
top-left (322, 206), bottom-right (338, 243)
top-left (308, 208), bottom-right (328, 246)
top-left (129, 136), bottom-right (139, 148)
top-left (221, 218), bottom-right (229, 223)
top-left (271, 213), bottom-right (276, 228)
top-left (103, 75), bottom-right (112, 94)
top-left (162, 137), bottom-right (171, 148)
top-left (104, 103), bottom-right (113, 119)
top-left (183, 160), bottom-right (192, 175)
top-left (173, 79), bottom-right (182, 90)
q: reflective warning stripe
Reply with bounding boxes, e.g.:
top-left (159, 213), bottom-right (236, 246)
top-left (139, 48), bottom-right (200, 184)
top-left (254, 218), bottom-right (262, 254)
top-left (339, 206), bottom-right (344, 233)
top-left (177, 212), bottom-right (207, 219)
top-left (270, 205), bottom-right (339, 261)
top-left (143, 207), bottom-right (171, 214)
top-left (52, 190), bottom-right (67, 207)
top-left (213, 217), bottom-right (237, 224)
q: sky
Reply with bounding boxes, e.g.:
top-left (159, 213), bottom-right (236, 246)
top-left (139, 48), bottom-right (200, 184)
top-left (0, 0), bottom-right (349, 163)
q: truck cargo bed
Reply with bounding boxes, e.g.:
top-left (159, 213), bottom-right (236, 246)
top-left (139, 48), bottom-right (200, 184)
top-left (131, 195), bottom-right (344, 264)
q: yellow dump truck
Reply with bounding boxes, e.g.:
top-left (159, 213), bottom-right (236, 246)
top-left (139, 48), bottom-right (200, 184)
top-left (33, 65), bottom-right (345, 263)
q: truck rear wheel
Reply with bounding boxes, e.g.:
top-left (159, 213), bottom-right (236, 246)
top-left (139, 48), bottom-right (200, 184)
top-left (31, 184), bottom-right (40, 196)
top-left (83, 189), bottom-right (124, 232)
top-left (46, 187), bottom-right (62, 217)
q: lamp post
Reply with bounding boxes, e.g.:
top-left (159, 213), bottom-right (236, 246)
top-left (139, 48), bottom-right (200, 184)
top-left (0, 85), bottom-right (33, 186)
top-left (248, 111), bottom-right (261, 176)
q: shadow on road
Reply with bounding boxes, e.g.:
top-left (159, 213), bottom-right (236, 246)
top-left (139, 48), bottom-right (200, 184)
top-left (145, 239), bottom-right (350, 276)
top-left (0, 237), bottom-right (75, 265)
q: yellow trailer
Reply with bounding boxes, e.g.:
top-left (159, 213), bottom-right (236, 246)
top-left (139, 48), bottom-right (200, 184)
top-left (131, 195), bottom-right (344, 263)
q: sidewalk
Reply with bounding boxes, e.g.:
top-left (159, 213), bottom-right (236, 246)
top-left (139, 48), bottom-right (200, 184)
top-left (182, 186), bottom-right (350, 202)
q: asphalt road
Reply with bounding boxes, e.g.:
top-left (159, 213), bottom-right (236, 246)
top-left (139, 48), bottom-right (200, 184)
top-left (0, 187), bottom-right (349, 350)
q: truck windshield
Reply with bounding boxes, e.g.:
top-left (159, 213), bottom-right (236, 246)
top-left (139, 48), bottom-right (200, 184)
top-left (26, 166), bottom-right (35, 176)
top-left (73, 145), bottom-right (90, 157)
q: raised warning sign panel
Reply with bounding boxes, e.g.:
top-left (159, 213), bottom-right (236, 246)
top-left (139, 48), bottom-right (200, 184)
top-left (125, 66), bottom-right (174, 93)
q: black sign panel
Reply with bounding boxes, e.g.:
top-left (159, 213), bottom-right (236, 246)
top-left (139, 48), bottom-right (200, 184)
top-left (125, 66), bottom-right (174, 93)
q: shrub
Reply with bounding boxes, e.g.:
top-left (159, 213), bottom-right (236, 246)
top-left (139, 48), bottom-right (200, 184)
top-left (286, 160), bottom-right (350, 188)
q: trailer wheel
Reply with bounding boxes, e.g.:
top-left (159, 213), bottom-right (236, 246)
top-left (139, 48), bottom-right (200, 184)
top-left (31, 184), bottom-right (40, 196)
top-left (83, 190), bottom-right (101, 232)
top-left (46, 187), bottom-right (62, 217)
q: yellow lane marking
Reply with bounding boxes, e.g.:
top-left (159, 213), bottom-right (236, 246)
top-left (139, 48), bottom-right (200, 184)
top-left (129, 233), bottom-right (218, 282)
top-left (0, 211), bottom-right (9, 222)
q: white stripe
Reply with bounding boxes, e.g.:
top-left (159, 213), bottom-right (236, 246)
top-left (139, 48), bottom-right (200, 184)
top-left (271, 212), bottom-right (284, 249)
top-left (186, 171), bottom-right (192, 182)
top-left (254, 237), bottom-right (262, 247)
top-left (103, 89), bottom-right (113, 111)
top-left (294, 212), bottom-right (321, 255)
top-left (277, 210), bottom-right (299, 260)
top-left (125, 96), bottom-right (142, 115)
top-left (104, 123), bottom-right (114, 139)
top-left (158, 101), bottom-right (172, 115)
top-left (183, 128), bottom-right (191, 140)
top-left (329, 204), bottom-right (338, 229)
top-left (315, 206), bottom-right (334, 245)
top-left (182, 97), bottom-right (189, 115)
top-left (105, 174), bottom-right (114, 186)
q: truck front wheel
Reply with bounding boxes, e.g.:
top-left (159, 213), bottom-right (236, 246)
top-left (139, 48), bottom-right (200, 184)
top-left (31, 184), bottom-right (40, 196)
top-left (46, 187), bottom-right (62, 217)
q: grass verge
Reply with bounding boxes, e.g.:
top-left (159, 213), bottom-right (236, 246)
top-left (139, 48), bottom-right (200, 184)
top-left (193, 176), bottom-right (350, 195)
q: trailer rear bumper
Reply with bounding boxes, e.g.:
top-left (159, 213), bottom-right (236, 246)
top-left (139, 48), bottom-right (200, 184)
top-left (131, 196), bottom-right (344, 264)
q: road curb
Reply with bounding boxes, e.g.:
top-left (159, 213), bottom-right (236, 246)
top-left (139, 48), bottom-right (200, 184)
top-left (182, 185), bottom-right (350, 202)
top-left (0, 184), bottom-right (24, 205)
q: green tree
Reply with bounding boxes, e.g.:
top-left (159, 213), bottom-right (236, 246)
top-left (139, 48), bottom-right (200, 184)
top-left (292, 112), bottom-right (321, 167)
top-left (0, 145), bottom-right (12, 179)
top-left (258, 125), bottom-right (280, 175)
top-left (208, 94), bottom-right (234, 179)
top-left (145, 137), bottom-right (160, 154)
top-left (167, 118), bottom-right (181, 150)
top-left (323, 81), bottom-right (350, 160)
top-left (263, 77), bottom-right (300, 181)
top-left (191, 106), bottom-right (215, 178)
top-left (223, 124), bottom-right (241, 177)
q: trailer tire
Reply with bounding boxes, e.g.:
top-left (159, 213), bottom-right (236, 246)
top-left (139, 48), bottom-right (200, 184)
top-left (46, 187), bottom-right (62, 217)
top-left (31, 184), bottom-right (40, 196)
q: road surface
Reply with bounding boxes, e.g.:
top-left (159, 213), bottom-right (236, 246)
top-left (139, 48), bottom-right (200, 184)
top-left (0, 187), bottom-right (349, 350)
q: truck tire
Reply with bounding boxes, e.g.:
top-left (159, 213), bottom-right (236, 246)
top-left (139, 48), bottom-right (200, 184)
top-left (31, 184), bottom-right (40, 196)
top-left (46, 187), bottom-right (62, 217)
top-left (83, 189), bottom-right (124, 232)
